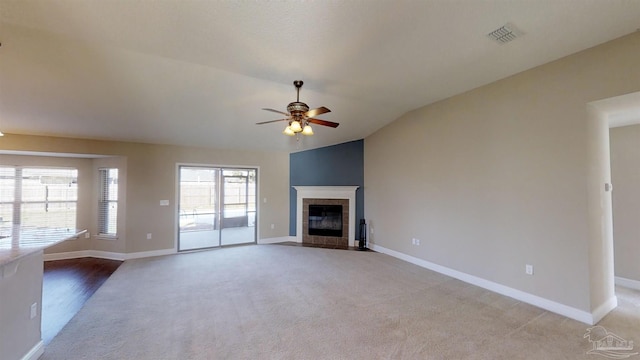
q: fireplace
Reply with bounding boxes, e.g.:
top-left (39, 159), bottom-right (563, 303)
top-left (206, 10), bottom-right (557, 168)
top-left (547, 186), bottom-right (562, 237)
top-left (293, 186), bottom-right (359, 247)
top-left (308, 204), bottom-right (343, 237)
top-left (302, 199), bottom-right (349, 245)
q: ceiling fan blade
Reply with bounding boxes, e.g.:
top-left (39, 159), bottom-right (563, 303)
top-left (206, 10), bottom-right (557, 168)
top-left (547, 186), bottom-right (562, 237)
top-left (256, 119), bottom-right (288, 125)
top-left (305, 106), bottom-right (331, 118)
top-left (262, 108), bottom-right (290, 116)
top-left (308, 118), bottom-right (339, 128)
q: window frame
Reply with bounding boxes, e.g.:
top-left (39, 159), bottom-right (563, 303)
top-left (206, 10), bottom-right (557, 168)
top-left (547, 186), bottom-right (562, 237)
top-left (0, 165), bottom-right (79, 230)
top-left (97, 167), bottom-right (119, 238)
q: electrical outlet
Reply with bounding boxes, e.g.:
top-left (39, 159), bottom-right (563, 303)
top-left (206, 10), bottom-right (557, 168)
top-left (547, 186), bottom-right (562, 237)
top-left (30, 303), bottom-right (37, 319)
top-left (270, 224), bottom-right (275, 230)
top-left (84, 232), bottom-right (90, 239)
top-left (146, 233), bottom-right (152, 240)
top-left (416, 239), bottom-right (420, 245)
top-left (525, 264), bottom-right (534, 275)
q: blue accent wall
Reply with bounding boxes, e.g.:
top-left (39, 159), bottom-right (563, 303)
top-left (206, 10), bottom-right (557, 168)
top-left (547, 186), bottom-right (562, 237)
top-left (289, 139), bottom-right (364, 237)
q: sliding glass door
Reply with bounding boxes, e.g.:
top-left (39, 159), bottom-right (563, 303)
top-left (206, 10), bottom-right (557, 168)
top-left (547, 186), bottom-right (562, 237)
top-left (220, 170), bottom-right (256, 246)
top-left (178, 166), bottom-right (256, 251)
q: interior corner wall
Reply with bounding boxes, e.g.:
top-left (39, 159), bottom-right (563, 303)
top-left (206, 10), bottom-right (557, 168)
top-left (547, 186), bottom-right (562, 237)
top-left (364, 32), bottom-right (640, 314)
top-left (610, 124), bottom-right (640, 283)
top-left (289, 139), bottom-right (364, 237)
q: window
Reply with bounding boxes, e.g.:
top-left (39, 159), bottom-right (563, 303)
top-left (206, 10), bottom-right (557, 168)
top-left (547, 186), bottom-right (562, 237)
top-left (98, 168), bottom-right (118, 236)
top-left (0, 166), bottom-right (78, 229)
top-left (0, 167), bottom-right (15, 227)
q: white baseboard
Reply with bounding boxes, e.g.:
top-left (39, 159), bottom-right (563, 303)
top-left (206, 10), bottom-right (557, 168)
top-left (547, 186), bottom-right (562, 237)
top-left (44, 248), bottom-right (175, 262)
top-left (124, 248), bottom-right (175, 260)
top-left (21, 340), bottom-right (43, 360)
top-left (258, 236), bottom-right (296, 244)
top-left (89, 251), bottom-right (126, 261)
top-left (615, 276), bottom-right (640, 291)
top-left (44, 250), bottom-right (92, 261)
top-left (370, 244), bottom-right (599, 325)
top-left (591, 296), bottom-right (618, 324)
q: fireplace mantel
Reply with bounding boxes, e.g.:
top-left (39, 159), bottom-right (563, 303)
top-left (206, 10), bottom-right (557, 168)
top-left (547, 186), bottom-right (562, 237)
top-left (293, 186), bottom-right (359, 247)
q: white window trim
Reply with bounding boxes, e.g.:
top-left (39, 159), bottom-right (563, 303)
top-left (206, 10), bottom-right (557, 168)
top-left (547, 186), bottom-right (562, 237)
top-left (97, 168), bottom-right (119, 238)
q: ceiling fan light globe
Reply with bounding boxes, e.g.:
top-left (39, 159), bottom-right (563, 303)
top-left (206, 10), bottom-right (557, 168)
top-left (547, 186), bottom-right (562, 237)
top-left (290, 120), bottom-right (302, 132)
top-left (283, 126), bottom-right (295, 136)
top-left (302, 125), bottom-right (314, 136)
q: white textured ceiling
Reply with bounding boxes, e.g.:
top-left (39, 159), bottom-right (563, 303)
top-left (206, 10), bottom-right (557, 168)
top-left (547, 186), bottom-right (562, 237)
top-left (1, 0), bottom-right (639, 152)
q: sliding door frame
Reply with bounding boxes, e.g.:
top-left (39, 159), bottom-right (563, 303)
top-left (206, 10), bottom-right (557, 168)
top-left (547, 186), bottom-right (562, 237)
top-left (175, 163), bottom-right (259, 252)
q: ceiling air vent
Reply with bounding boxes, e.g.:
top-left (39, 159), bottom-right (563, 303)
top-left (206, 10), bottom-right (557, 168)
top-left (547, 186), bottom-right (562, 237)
top-left (487, 23), bottom-right (522, 44)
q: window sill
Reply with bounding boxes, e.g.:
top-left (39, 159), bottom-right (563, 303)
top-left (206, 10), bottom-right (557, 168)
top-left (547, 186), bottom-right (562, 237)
top-left (96, 234), bottom-right (118, 240)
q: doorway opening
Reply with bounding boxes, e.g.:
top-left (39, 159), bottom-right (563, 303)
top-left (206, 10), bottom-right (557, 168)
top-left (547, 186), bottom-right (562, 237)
top-left (178, 166), bottom-right (257, 251)
top-left (588, 91), bottom-right (640, 323)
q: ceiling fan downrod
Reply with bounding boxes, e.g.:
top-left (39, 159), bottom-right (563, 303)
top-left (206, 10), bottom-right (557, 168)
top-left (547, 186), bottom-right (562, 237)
top-left (293, 80), bottom-right (303, 102)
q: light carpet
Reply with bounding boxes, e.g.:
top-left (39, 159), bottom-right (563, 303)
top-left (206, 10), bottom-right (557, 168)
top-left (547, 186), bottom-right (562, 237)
top-left (42, 245), bottom-right (640, 359)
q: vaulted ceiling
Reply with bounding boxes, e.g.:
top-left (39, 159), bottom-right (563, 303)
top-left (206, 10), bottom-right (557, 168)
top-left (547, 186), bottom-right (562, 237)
top-left (1, 1), bottom-right (639, 152)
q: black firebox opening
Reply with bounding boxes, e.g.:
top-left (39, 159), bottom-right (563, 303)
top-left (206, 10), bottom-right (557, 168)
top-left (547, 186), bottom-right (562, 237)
top-left (308, 205), bottom-right (343, 237)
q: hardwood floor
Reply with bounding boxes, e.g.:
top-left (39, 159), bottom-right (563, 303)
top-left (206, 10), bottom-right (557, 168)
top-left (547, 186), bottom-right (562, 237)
top-left (42, 257), bottom-right (122, 344)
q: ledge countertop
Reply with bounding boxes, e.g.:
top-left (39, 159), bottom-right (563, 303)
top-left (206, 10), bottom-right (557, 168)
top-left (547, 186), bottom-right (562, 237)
top-left (0, 226), bottom-right (87, 267)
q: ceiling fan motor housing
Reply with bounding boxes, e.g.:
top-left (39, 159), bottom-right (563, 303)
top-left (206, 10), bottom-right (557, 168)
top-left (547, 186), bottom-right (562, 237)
top-left (287, 102), bottom-right (309, 117)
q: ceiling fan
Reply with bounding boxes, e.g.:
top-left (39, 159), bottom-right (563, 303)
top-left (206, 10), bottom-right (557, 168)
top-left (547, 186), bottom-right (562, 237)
top-left (256, 80), bottom-right (339, 136)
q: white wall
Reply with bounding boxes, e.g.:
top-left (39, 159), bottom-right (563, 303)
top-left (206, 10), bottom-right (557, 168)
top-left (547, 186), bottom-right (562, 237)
top-left (365, 32), bottom-right (640, 319)
top-left (0, 251), bottom-right (44, 360)
top-left (610, 124), bottom-right (640, 283)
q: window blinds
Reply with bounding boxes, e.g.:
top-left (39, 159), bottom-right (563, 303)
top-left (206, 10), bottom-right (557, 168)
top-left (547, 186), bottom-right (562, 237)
top-left (98, 168), bottom-right (118, 236)
top-left (0, 166), bottom-right (78, 229)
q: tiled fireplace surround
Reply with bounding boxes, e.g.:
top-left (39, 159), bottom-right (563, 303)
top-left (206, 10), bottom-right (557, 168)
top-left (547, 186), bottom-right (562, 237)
top-left (302, 198), bottom-right (349, 246)
top-left (293, 186), bottom-right (359, 248)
